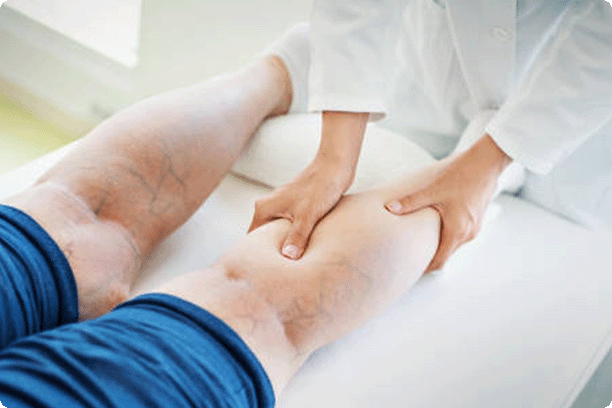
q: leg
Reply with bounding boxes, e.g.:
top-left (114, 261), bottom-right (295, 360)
top-left (157, 163), bottom-right (444, 394)
top-left (1, 54), bottom-right (292, 323)
top-left (0, 166), bottom-right (440, 408)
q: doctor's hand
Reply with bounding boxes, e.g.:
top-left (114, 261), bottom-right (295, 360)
top-left (249, 155), bottom-right (354, 259)
top-left (249, 111), bottom-right (368, 260)
top-left (385, 135), bottom-right (512, 273)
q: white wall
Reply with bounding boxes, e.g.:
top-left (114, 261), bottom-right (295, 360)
top-left (5, 0), bottom-right (142, 67)
top-left (136, 0), bottom-right (311, 96)
top-left (0, 0), bottom-right (312, 135)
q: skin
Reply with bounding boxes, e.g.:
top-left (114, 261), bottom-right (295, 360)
top-left (0, 49), bottom-right (484, 401)
top-left (157, 163), bottom-right (442, 395)
top-left (250, 111), bottom-right (369, 260)
top-left (252, 112), bottom-right (512, 273)
top-left (3, 55), bottom-right (292, 320)
top-left (249, 111), bottom-right (369, 260)
top-left (385, 133), bottom-right (512, 272)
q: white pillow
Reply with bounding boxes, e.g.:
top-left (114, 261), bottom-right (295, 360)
top-left (232, 111), bottom-right (525, 197)
top-left (231, 113), bottom-right (436, 193)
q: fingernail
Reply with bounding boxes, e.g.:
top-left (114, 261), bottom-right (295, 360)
top-left (386, 200), bottom-right (402, 214)
top-left (282, 244), bottom-right (299, 259)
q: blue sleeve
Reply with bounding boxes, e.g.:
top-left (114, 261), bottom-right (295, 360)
top-left (0, 294), bottom-right (275, 408)
top-left (0, 205), bottom-right (79, 350)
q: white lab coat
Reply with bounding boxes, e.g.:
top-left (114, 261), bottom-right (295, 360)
top-left (308, 0), bottom-right (612, 175)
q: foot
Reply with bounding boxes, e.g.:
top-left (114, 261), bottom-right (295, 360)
top-left (261, 23), bottom-right (310, 114)
top-left (265, 55), bottom-right (293, 118)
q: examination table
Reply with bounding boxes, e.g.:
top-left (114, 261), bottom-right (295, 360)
top-left (0, 113), bottom-right (611, 408)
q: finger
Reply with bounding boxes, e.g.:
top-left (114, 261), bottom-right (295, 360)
top-left (425, 220), bottom-right (457, 273)
top-left (281, 216), bottom-right (316, 260)
top-left (385, 190), bottom-right (431, 215)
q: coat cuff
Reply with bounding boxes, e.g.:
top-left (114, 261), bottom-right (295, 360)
top-left (485, 116), bottom-right (555, 175)
top-left (308, 94), bottom-right (388, 122)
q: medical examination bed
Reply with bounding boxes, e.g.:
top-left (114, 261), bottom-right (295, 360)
top-left (0, 114), bottom-right (611, 408)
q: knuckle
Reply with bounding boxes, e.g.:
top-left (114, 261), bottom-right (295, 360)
top-left (460, 229), bottom-right (471, 242)
top-left (295, 222), bottom-right (312, 237)
top-left (404, 191), bottom-right (424, 206)
top-left (449, 215), bottom-right (472, 241)
top-left (466, 208), bottom-right (478, 225)
top-left (447, 226), bottom-right (464, 243)
top-left (459, 216), bottom-right (473, 233)
top-left (399, 195), bottom-right (412, 206)
top-left (295, 217), bottom-right (314, 235)
top-left (301, 210), bottom-right (320, 226)
top-left (289, 229), bottom-right (308, 244)
top-left (466, 228), bottom-right (478, 241)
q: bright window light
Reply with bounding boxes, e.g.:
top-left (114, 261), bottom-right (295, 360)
top-left (2, 0), bottom-right (141, 67)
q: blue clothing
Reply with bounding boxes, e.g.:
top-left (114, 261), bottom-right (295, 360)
top-left (0, 294), bottom-right (275, 408)
top-left (0, 205), bottom-right (78, 350)
top-left (0, 205), bottom-right (275, 407)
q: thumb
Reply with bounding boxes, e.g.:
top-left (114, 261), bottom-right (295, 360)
top-left (281, 217), bottom-right (315, 260)
top-left (385, 190), bottom-right (431, 215)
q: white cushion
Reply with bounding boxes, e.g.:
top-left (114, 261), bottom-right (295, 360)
top-left (232, 111), bottom-right (526, 196)
top-left (231, 113), bottom-right (436, 193)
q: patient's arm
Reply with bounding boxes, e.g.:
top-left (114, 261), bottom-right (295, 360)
top-left (155, 163), bottom-right (443, 396)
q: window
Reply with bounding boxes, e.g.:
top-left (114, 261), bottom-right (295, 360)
top-left (2, 0), bottom-right (142, 67)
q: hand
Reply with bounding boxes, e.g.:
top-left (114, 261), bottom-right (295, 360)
top-left (249, 155), bottom-right (354, 259)
top-left (385, 135), bottom-right (512, 272)
top-left (249, 111), bottom-right (369, 259)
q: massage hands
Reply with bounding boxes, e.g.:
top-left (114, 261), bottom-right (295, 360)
top-left (385, 134), bottom-right (512, 272)
top-left (250, 109), bottom-right (511, 270)
top-left (249, 111), bottom-right (368, 259)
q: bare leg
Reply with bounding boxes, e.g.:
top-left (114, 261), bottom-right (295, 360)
top-left (155, 164), bottom-right (444, 396)
top-left (2, 56), bottom-right (292, 320)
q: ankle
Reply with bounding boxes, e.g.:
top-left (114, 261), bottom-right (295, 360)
top-left (263, 55), bottom-right (293, 118)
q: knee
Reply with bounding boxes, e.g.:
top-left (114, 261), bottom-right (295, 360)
top-left (78, 280), bottom-right (131, 321)
top-left (4, 181), bottom-right (141, 321)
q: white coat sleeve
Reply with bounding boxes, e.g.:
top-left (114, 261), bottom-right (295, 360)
top-left (308, 0), bottom-right (406, 121)
top-left (485, 0), bottom-right (612, 175)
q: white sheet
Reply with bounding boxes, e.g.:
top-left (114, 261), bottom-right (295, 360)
top-left (1, 138), bottom-right (612, 408)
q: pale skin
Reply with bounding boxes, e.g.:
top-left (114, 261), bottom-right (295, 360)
top-left (2, 55), bottom-right (441, 398)
top-left (252, 110), bottom-right (512, 272)
top-left (158, 168), bottom-right (441, 394)
top-left (4, 56), bottom-right (292, 320)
